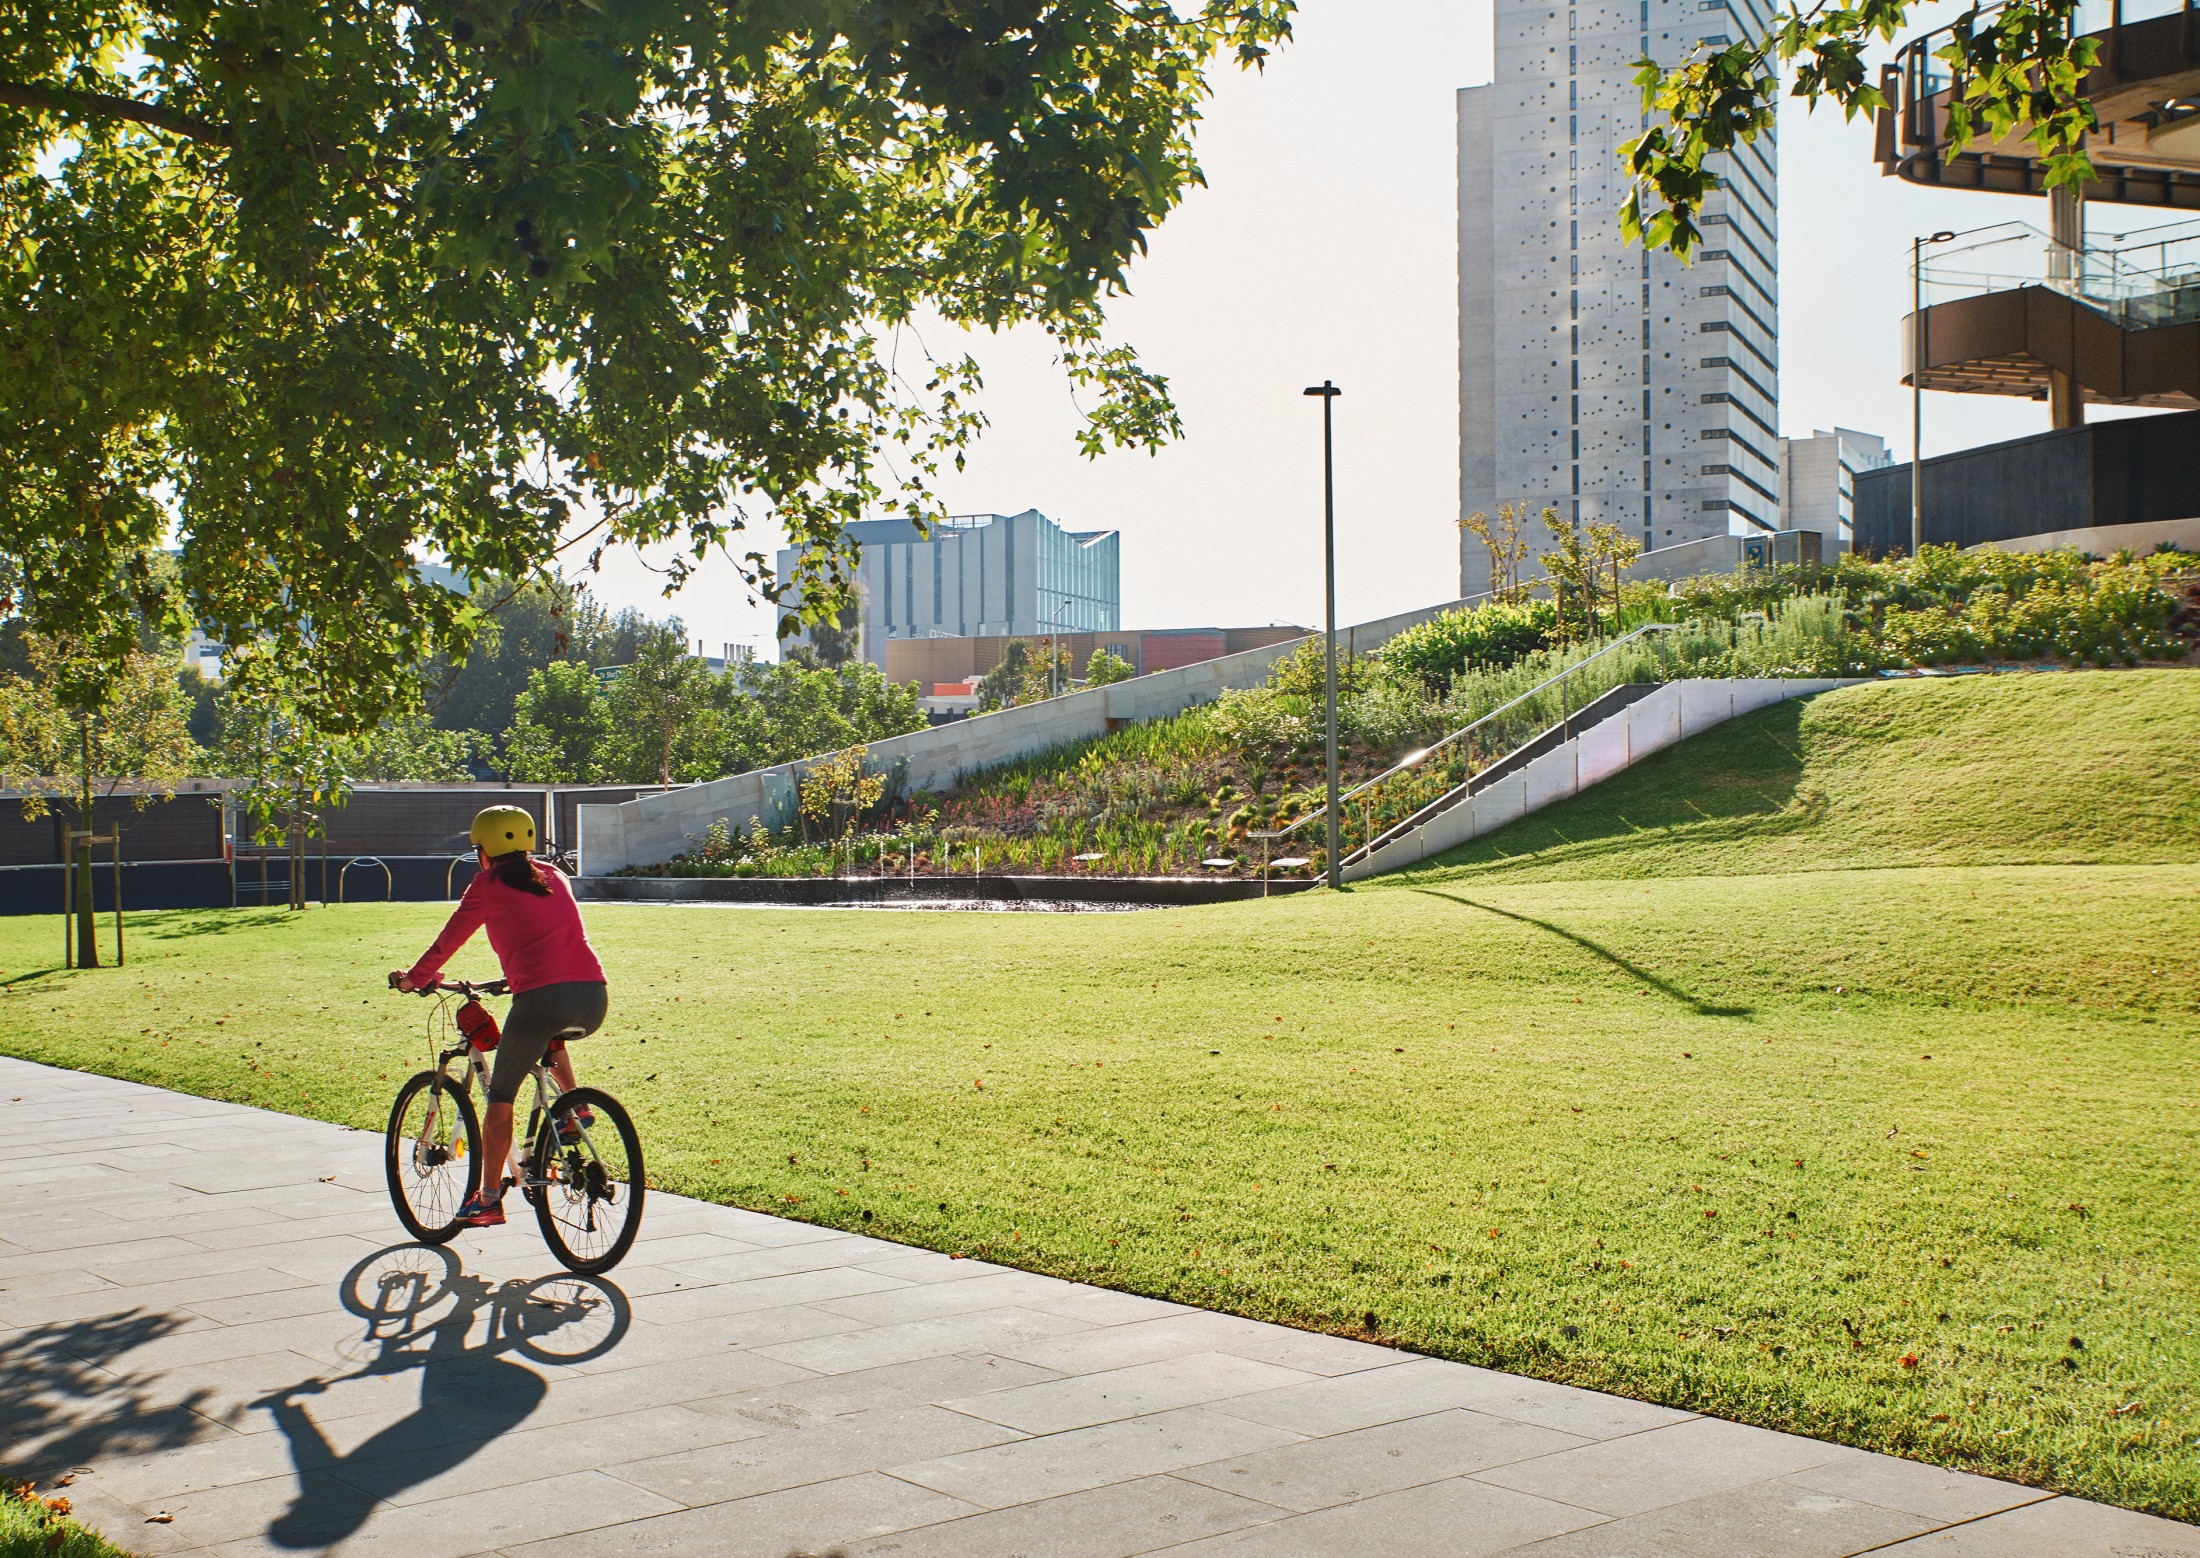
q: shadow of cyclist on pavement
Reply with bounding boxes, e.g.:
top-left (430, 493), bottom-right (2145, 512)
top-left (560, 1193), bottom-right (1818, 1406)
top-left (254, 1244), bottom-right (629, 1549)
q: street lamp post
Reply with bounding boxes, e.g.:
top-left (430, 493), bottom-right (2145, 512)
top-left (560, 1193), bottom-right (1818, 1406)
top-left (1911, 229), bottom-right (1957, 558)
top-left (1303, 379), bottom-right (1343, 890)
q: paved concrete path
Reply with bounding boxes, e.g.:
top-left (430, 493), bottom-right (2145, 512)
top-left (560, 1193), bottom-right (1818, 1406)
top-left (3, 1056), bottom-right (2193, 1558)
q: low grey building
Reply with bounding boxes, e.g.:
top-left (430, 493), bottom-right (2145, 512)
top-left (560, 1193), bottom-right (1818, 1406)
top-left (1777, 428), bottom-right (1890, 555)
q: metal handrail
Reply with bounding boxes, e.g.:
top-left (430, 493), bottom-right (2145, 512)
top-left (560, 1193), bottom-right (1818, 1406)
top-left (339, 856), bottom-right (392, 904)
top-left (1256, 622), bottom-right (1686, 848)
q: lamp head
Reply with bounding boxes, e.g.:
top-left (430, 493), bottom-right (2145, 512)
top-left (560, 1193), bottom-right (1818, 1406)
top-left (1301, 381), bottom-right (1342, 399)
top-left (1930, 230), bottom-right (1957, 243)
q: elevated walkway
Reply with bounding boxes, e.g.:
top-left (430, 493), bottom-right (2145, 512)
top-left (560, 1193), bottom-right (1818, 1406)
top-left (1877, 0), bottom-right (2200, 209)
top-left (1904, 222), bottom-right (2200, 409)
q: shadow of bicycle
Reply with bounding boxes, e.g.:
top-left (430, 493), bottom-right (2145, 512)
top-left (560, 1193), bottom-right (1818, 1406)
top-left (253, 1244), bottom-right (630, 1550)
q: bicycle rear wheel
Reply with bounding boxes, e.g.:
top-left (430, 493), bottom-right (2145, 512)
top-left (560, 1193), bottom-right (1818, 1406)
top-left (385, 1071), bottom-right (479, 1245)
top-left (529, 1087), bottom-right (644, 1274)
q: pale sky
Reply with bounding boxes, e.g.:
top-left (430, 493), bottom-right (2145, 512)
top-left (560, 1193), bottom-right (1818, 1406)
top-left (585, 0), bottom-right (2180, 658)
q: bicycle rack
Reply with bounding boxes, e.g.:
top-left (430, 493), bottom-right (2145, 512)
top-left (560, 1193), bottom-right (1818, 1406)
top-left (339, 856), bottom-right (393, 903)
top-left (445, 852), bottom-right (477, 900)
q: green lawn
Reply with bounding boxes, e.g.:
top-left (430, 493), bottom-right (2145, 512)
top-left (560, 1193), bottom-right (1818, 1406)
top-left (2, 672), bottom-right (2195, 1520)
top-left (1400, 669), bottom-right (2200, 882)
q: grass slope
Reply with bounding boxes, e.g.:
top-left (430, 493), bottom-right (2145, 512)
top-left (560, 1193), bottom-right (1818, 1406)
top-left (1398, 669), bottom-right (2200, 883)
top-left (2, 674), bottom-right (2194, 1519)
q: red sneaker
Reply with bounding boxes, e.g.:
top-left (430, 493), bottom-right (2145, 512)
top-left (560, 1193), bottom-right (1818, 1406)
top-left (455, 1193), bottom-right (505, 1227)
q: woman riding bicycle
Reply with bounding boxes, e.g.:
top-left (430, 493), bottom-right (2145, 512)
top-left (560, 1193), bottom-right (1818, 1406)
top-left (389, 806), bottom-right (606, 1229)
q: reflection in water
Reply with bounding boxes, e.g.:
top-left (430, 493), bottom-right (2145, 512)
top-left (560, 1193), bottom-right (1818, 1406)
top-left (255, 1246), bottom-right (628, 1549)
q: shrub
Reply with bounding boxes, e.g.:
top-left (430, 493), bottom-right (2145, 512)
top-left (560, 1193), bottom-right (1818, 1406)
top-left (1375, 599), bottom-right (1559, 692)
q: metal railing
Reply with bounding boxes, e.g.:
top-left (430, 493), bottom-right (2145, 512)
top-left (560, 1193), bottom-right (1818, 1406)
top-left (1899, 0), bottom-right (2197, 116)
top-left (1252, 623), bottom-right (1685, 878)
top-left (1918, 219), bottom-right (2200, 330)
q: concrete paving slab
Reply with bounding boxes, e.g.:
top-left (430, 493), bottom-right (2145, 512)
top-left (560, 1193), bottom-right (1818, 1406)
top-left (1176, 1408), bottom-right (1587, 1513)
top-left (503, 1471), bottom-right (982, 1558)
top-left (946, 1351), bottom-right (1318, 1435)
top-left (1148, 1473), bottom-right (1606, 1555)
top-left (2, 1054), bottom-right (2192, 1558)
top-left (1471, 1413), bottom-right (1856, 1516)
top-left (848, 1474), bottom-right (1284, 1556)
top-left (1493, 1477), bottom-right (1936, 1556)
top-left (1858, 1495), bottom-right (2200, 1556)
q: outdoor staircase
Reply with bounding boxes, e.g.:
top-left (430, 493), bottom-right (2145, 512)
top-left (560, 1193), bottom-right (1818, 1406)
top-left (1335, 681), bottom-right (1658, 874)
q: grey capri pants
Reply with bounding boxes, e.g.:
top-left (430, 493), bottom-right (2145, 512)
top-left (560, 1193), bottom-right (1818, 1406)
top-left (488, 981), bottom-right (608, 1105)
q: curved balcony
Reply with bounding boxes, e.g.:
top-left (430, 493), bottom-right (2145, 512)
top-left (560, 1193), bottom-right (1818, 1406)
top-left (1902, 221), bottom-right (2200, 405)
top-left (1876, 0), bottom-right (2200, 207)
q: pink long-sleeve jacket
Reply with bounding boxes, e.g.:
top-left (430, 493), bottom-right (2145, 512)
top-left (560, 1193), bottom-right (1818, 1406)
top-left (406, 861), bottom-right (606, 993)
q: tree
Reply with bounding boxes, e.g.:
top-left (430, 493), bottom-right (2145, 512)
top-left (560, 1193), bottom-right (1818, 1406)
top-left (503, 662), bottom-right (615, 784)
top-left (1459, 503), bottom-right (1534, 602)
top-left (975, 640), bottom-right (1073, 710)
top-left (212, 679), bottom-right (353, 912)
top-left (1, 0), bottom-right (1294, 730)
top-left (1537, 509), bottom-right (1602, 638)
top-left (0, 633), bottom-right (199, 965)
top-left (342, 712), bottom-right (490, 783)
top-left (1085, 648), bottom-right (1136, 686)
top-left (714, 659), bottom-right (926, 774)
top-left (806, 603), bottom-right (864, 671)
top-left (1584, 523), bottom-right (1644, 632)
top-left (798, 745), bottom-right (888, 848)
top-left (601, 627), bottom-right (716, 786)
top-left (1624, 0), bottom-right (2097, 257)
top-left (1539, 513), bottom-right (1644, 636)
top-left (424, 577), bottom-right (590, 738)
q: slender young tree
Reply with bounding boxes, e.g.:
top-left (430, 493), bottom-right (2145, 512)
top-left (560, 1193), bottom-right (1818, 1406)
top-left (0, 633), bottom-right (198, 963)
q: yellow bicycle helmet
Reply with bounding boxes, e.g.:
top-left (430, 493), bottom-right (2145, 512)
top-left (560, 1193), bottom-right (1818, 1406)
top-left (469, 805), bottom-right (537, 855)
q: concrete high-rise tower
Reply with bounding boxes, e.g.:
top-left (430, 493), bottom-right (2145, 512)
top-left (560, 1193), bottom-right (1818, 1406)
top-left (1458, 0), bottom-right (1779, 591)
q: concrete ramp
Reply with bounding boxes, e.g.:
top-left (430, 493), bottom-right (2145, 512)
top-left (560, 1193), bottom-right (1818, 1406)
top-left (1343, 678), bottom-right (1864, 882)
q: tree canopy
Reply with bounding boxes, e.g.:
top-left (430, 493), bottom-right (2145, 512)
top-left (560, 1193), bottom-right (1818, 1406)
top-left (1, 0), bottom-right (1293, 724)
top-left (1625, 0), bottom-right (2097, 256)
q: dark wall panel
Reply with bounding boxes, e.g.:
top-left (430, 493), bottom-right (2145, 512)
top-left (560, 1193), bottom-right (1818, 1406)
top-left (1853, 409), bottom-right (2200, 555)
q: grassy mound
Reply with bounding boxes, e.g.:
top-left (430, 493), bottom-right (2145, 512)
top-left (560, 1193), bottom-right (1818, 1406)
top-left (1396, 670), bottom-right (2200, 884)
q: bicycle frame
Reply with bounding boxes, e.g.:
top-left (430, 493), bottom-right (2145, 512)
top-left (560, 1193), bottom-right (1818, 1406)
top-left (412, 983), bottom-right (590, 1199)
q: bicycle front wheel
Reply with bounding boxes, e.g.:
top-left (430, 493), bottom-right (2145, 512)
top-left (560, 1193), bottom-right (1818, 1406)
top-left (385, 1071), bottom-right (480, 1245)
top-left (529, 1087), bottom-right (644, 1274)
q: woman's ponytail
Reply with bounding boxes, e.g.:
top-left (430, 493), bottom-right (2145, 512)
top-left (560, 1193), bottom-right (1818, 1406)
top-left (489, 850), bottom-right (553, 897)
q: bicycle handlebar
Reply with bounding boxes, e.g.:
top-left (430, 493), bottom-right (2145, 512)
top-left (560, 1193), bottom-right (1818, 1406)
top-left (389, 975), bottom-right (510, 998)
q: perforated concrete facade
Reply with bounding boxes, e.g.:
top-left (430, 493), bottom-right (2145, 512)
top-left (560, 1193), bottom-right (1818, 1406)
top-left (1459, 0), bottom-right (1780, 591)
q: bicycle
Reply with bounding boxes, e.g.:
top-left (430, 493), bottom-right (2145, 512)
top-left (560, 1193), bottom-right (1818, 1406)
top-left (384, 978), bottom-right (645, 1274)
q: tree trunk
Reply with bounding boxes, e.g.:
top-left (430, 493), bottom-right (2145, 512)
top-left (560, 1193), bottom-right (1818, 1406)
top-left (75, 722), bottom-right (99, 966)
top-left (74, 835), bottom-right (100, 967)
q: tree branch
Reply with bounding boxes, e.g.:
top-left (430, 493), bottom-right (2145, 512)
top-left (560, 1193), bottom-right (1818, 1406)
top-left (0, 80), bottom-right (231, 146)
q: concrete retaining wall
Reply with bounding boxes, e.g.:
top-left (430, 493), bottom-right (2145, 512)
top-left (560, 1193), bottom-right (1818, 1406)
top-left (1343, 677), bottom-right (1863, 882)
top-left (579, 592), bottom-right (1490, 875)
top-left (577, 874), bottom-right (1317, 908)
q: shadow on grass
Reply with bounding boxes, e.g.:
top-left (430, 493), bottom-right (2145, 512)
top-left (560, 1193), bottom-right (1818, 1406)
top-left (1, 966), bottom-right (66, 987)
top-left (137, 909), bottom-right (297, 941)
top-left (1412, 887), bottom-right (1755, 1018)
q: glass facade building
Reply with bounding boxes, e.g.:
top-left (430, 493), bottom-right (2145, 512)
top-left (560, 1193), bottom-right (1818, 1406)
top-left (777, 508), bottom-right (1121, 668)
